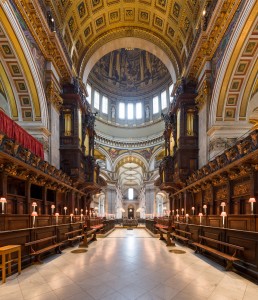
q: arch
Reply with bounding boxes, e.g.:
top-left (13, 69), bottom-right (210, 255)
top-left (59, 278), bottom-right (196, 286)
top-left (209, 1), bottom-right (257, 128)
top-left (0, 2), bottom-right (48, 126)
top-left (81, 37), bottom-right (177, 87)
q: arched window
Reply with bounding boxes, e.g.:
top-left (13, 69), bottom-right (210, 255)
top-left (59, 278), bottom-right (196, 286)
top-left (119, 102), bottom-right (125, 119)
top-left (136, 102), bottom-right (142, 119)
top-left (127, 103), bottom-right (133, 120)
top-left (161, 90), bottom-right (167, 110)
top-left (94, 91), bottom-right (100, 110)
top-left (102, 96), bottom-right (108, 114)
top-left (128, 188), bottom-right (134, 200)
top-left (153, 96), bottom-right (159, 114)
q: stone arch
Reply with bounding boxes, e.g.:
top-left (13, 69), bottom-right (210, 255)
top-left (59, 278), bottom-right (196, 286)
top-left (81, 37), bottom-right (178, 87)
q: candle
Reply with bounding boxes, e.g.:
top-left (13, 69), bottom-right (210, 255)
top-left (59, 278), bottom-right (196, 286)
top-left (191, 207), bottom-right (195, 215)
top-left (55, 213), bottom-right (59, 224)
top-left (80, 213), bottom-right (83, 222)
top-left (70, 213), bottom-right (73, 222)
top-left (51, 204), bottom-right (55, 215)
top-left (172, 210), bottom-right (174, 215)
top-left (86, 209), bottom-right (88, 215)
top-left (32, 202), bottom-right (37, 212)
top-left (198, 213), bottom-right (203, 225)
top-left (64, 207), bottom-right (67, 215)
top-left (220, 211), bottom-right (227, 227)
top-left (81, 209), bottom-right (83, 214)
top-left (181, 208), bottom-right (184, 215)
top-left (248, 198), bottom-right (256, 215)
top-left (176, 214), bottom-right (179, 222)
top-left (203, 205), bottom-right (207, 215)
top-left (0, 197), bottom-right (7, 214)
top-left (75, 208), bottom-right (78, 215)
top-left (31, 211), bottom-right (38, 227)
top-left (176, 209), bottom-right (179, 214)
top-left (186, 213), bottom-right (189, 223)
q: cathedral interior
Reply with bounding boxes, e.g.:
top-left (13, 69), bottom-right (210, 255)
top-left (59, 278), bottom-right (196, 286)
top-left (0, 0), bottom-right (258, 298)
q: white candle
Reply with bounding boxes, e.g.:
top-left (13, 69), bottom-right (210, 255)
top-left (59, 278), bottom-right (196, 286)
top-left (55, 213), bottom-right (59, 224)
top-left (199, 213), bottom-right (203, 225)
top-left (31, 211), bottom-right (38, 227)
top-left (32, 202), bottom-right (37, 212)
top-left (75, 208), bottom-right (78, 215)
top-left (176, 214), bottom-right (179, 221)
top-left (64, 207), bottom-right (67, 215)
top-left (181, 208), bottom-right (184, 215)
top-left (80, 214), bottom-right (83, 222)
top-left (70, 213), bottom-right (73, 222)
top-left (191, 207), bottom-right (195, 215)
top-left (221, 212), bottom-right (227, 228)
top-left (186, 214), bottom-right (189, 223)
top-left (0, 197), bottom-right (7, 214)
top-left (51, 205), bottom-right (55, 215)
top-left (203, 205), bottom-right (207, 215)
top-left (172, 210), bottom-right (174, 215)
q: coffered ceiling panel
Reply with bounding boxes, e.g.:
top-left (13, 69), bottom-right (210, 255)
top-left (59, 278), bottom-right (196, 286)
top-left (46, 0), bottom-right (203, 78)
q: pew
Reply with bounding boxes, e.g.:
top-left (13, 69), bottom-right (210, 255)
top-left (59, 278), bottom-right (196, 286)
top-left (192, 235), bottom-right (244, 270)
top-left (172, 229), bottom-right (192, 246)
top-left (25, 235), bottom-right (63, 263)
top-left (155, 218), bottom-right (175, 246)
top-left (79, 228), bottom-right (97, 248)
top-left (65, 229), bottom-right (83, 246)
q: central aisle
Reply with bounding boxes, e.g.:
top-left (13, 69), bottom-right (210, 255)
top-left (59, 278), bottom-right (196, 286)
top-left (1, 229), bottom-right (257, 300)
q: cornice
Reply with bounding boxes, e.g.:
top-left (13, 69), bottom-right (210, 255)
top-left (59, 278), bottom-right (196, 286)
top-left (186, 0), bottom-right (242, 80)
top-left (13, 0), bottom-right (72, 82)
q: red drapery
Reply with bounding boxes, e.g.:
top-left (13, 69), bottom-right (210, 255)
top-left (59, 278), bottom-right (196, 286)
top-left (0, 110), bottom-right (44, 159)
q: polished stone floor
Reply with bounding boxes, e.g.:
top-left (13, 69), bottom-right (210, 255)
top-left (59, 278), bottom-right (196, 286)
top-left (0, 228), bottom-right (257, 300)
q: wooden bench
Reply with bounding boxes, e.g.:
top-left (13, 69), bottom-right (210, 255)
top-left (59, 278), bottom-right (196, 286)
top-left (192, 235), bottom-right (244, 271)
top-left (25, 235), bottom-right (63, 264)
top-left (79, 228), bottom-right (97, 248)
top-left (172, 229), bottom-right (192, 246)
top-left (155, 220), bottom-right (175, 247)
top-left (65, 229), bottom-right (83, 246)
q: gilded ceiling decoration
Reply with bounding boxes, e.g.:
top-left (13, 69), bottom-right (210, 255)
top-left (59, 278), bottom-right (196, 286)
top-left (89, 48), bottom-right (170, 96)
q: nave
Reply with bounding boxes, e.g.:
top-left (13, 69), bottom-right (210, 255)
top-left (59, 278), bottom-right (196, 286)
top-left (1, 229), bottom-right (257, 300)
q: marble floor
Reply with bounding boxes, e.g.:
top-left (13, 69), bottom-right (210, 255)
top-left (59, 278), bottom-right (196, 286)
top-left (0, 228), bottom-right (257, 300)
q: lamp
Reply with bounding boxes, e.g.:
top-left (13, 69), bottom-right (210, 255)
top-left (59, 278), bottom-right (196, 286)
top-left (51, 204), bottom-right (55, 215)
top-left (185, 213), bottom-right (189, 223)
top-left (220, 202), bottom-right (226, 212)
top-left (248, 198), bottom-right (256, 215)
top-left (55, 213), bottom-right (59, 224)
top-left (198, 213), bottom-right (203, 225)
top-left (31, 211), bottom-right (38, 227)
top-left (203, 204), bottom-right (207, 215)
top-left (32, 202), bottom-right (37, 212)
top-left (0, 197), bottom-right (7, 214)
top-left (191, 207), bottom-right (195, 215)
top-left (221, 211), bottom-right (227, 228)
top-left (70, 213), bottom-right (73, 223)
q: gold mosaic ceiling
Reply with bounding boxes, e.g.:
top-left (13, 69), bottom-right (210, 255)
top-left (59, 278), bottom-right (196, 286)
top-left (46, 0), bottom-right (204, 78)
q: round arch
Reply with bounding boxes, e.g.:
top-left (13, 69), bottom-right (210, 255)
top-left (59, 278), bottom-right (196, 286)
top-left (81, 37), bottom-right (177, 86)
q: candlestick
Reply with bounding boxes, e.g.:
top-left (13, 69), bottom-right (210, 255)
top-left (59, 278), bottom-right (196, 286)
top-left (191, 207), bottom-right (195, 215)
top-left (55, 213), bottom-right (59, 224)
top-left (186, 213), bottom-right (189, 223)
top-left (64, 207), bottom-right (67, 215)
top-left (0, 197), bottom-right (7, 214)
top-left (51, 204), bottom-right (55, 215)
top-left (203, 205), bottom-right (207, 215)
top-left (221, 212), bottom-right (227, 228)
top-left (248, 198), bottom-right (256, 215)
top-left (31, 211), bottom-right (38, 227)
top-left (198, 213), bottom-right (203, 225)
top-left (70, 213), bottom-right (73, 223)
